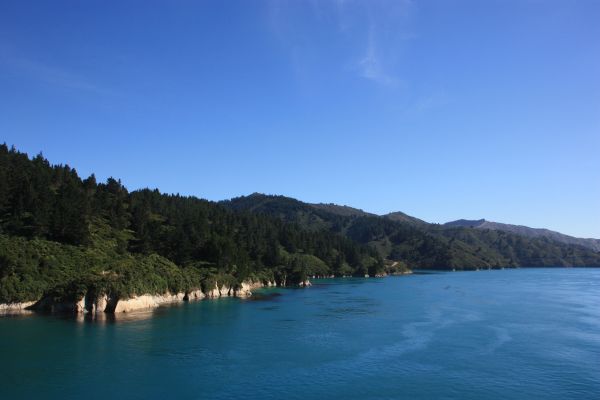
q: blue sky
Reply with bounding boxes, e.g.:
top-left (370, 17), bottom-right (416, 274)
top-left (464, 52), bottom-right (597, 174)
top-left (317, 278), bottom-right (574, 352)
top-left (1, 1), bottom-right (599, 238)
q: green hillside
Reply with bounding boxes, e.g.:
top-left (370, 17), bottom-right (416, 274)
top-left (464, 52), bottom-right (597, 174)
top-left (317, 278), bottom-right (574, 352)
top-left (223, 194), bottom-right (600, 270)
top-left (0, 145), bottom-right (382, 304)
top-left (2, 144), bottom-right (599, 305)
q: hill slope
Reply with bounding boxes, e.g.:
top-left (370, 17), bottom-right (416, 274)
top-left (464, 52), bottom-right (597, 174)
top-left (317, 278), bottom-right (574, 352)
top-left (0, 146), bottom-right (382, 305)
top-left (2, 145), bottom-right (600, 308)
top-left (384, 211), bottom-right (429, 227)
top-left (224, 194), bottom-right (600, 270)
top-left (444, 219), bottom-right (600, 252)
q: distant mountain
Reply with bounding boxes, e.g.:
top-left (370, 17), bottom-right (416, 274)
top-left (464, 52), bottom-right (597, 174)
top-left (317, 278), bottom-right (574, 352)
top-left (310, 203), bottom-right (373, 217)
top-left (444, 219), bottom-right (600, 252)
top-left (223, 194), bottom-right (373, 218)
top-left (444, 219), bottom-right (487, 228)
top-left (221, 193), bottom-right (345, 231)
top-left (384, 211), bottom-right (429, 227)
top-left (223, 194), bottom-right (600, 270)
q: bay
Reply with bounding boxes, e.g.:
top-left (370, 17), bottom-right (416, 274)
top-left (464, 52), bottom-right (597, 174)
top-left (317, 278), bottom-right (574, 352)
top-left (1, 268), bottom-right (599, 399)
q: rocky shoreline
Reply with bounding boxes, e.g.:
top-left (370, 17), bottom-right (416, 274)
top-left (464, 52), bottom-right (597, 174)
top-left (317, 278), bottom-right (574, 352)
top-left (1, 272), bottom-right (415, 318)
top-left (0, 279), bottom-right (311, 317)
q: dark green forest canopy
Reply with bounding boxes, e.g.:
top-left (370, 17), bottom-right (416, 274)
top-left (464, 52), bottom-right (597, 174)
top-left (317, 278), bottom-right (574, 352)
top-left (222, 195), bottom-right (600, 270)
top-left (0, 145), bottom-right (382, 303)
top-left (1, 144), bottom-right (599, 304)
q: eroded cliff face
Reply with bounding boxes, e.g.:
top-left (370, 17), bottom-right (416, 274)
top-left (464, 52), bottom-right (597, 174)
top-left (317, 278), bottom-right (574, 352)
top-left (29, 296), bottom-right (87, 314)
top-left (5, 278), bottom-right (291, 315)
top-left (0, 301), bottom-right (36, 314)
top-left (185, 289), bottom-right (205, 301)
top-left (102, 279), bottom-right (278, 313)
top-left (237, 280), bottom-right (265, 297)
top-left (113, 292), bottom-right (186, 313)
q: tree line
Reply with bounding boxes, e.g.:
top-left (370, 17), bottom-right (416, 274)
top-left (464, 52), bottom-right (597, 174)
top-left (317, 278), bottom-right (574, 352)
top-left (0, 144), bottom-right (382, 303)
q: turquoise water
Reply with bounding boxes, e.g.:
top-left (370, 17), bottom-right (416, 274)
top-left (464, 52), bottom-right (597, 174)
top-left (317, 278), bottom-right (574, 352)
top-left (1, 269), bottom-right (599, 399)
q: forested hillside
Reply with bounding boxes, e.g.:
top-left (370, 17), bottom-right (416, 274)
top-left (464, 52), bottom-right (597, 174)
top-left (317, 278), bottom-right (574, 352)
top-left (2, 144), bottom-right (599, 305)
top-left (223, 194), bottom-right (600, 270)
top-left (444, 219), bottom-right (600, 252)
top-left (0, 145), bottom-right (382, 304)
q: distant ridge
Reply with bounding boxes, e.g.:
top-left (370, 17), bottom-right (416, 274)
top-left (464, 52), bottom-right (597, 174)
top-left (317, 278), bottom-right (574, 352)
top-left (444, 219), bottom-right (487, 228)
top-left (222, 193), bottom-right (600, 269)
top-left (224, 193), bottom-right (600, 254)
top-left (310, 203), bottom-right (374, 217)
top-left (384, 211), bottom-right (429, 227)
top-left (444, 219), bottom-right (600, 252)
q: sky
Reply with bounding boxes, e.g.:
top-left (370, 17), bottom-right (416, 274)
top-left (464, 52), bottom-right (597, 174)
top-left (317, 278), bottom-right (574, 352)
top-left (1, 1), bottom-right (599, 238)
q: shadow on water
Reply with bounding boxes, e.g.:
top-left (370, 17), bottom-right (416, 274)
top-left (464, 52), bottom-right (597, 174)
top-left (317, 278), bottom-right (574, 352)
top-left (72, 310), bottom-right (160, 325)
top-left (411, 270), bottom-right (446, 275)
top-left (0, 311), bottom-right (36, 319)
top-left (311, 277), bottom-right (388, 288)
top-left (245, 291), bottom-right (283, 302)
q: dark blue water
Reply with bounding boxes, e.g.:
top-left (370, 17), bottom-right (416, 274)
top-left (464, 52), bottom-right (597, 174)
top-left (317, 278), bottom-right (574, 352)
top-left (1, 269), bottom-right (599, 399)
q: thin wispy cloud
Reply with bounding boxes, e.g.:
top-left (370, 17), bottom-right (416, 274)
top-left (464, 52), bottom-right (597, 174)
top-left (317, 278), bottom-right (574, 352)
top-left (414, 91), bottom-right (451, 113)
top-left (0, 49), bottom-right (109, 95)
top-left (266, 0), bottom-right (415, 88)
top-left (352, 0), bottom-right (414, 87)
top-left (358, 26), bottom-right (399, 86)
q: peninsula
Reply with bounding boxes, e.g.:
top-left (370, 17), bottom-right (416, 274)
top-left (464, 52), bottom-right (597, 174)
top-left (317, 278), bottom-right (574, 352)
top-left (2, 144), bottom-right (599, 315)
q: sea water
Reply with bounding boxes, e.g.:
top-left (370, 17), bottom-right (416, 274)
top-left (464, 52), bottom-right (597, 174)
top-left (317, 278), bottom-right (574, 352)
top-left (1, 268), bottom-right (599, 399)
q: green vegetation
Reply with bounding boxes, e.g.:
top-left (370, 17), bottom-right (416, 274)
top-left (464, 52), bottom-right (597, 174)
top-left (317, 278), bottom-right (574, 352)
top-left (2, 145), bottom-right (599, 305)
top-left (223, 194), bottom-right (600, 270)
top-left (0, 145), bottom-right (382, 304)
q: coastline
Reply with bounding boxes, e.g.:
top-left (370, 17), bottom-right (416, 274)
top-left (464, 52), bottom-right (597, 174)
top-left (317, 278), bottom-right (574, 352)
top-left (0, 278), bottom-right (313, 318)
top-left (5, 267), bottom-right (589, 320)
top-left (0, 279), bottom-right (282, 317)
top-left (1, 271), bottom-right (420, 318)
top-left (0, 269), bottom-right (418, 318)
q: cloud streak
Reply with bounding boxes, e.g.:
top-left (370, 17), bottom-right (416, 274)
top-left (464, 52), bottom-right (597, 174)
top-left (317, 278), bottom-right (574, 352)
top-left (353, 0), bottom-right (414, 87)
top-left (0, 49), bottom-right (109, 95)
top-left (358, 26), bottom-right (399, 86)
top-left (267, 0), bottom-right (415, 88)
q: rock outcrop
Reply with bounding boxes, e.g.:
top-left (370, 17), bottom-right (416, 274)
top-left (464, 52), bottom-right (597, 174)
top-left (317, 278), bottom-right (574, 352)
top-left (185, 289), bottom-right (205, 301)
top-left (0, 301), bottom-right (36, 314)
top-left (236, 280), bottom-right (274, 297)
top-left (113, 292), bottom-right (186, 313)
top-left (1, 278), bottom-right (307, 316)
top-left (31, 297), bottom-right (87, 314)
